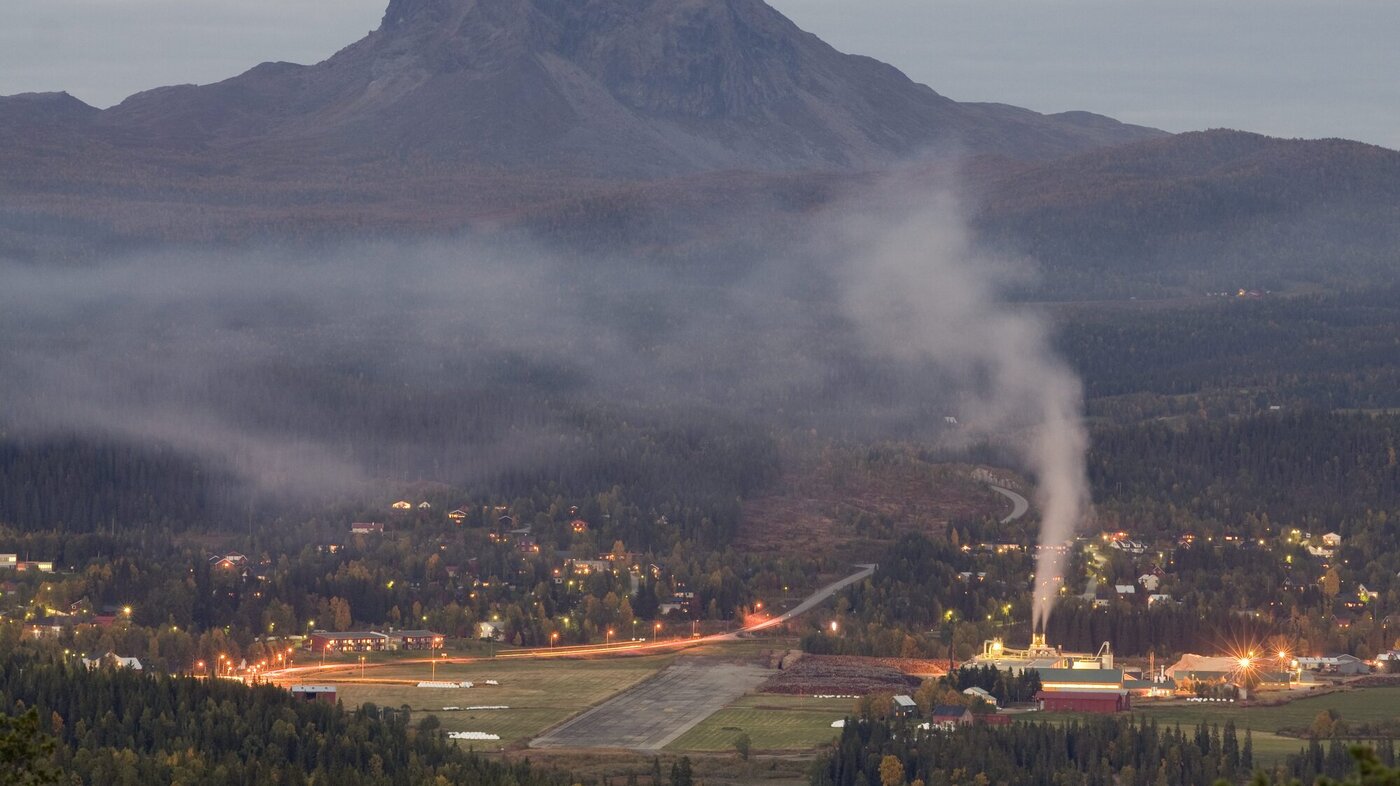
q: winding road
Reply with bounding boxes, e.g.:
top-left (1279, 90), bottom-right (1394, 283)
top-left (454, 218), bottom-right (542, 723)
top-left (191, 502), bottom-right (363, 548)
top-left (989, 484), bottom-right (1030, 524)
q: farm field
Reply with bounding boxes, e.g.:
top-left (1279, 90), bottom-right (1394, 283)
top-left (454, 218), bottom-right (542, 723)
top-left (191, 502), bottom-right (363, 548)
top-left (1027, 687), bottom-right (1400, 766)
top-left (667, 694), bottom-right (853, 752)
top-left (1136, 687), bottom-right (1400, 733)
top-left (325, 653), bottom-right (677, 749)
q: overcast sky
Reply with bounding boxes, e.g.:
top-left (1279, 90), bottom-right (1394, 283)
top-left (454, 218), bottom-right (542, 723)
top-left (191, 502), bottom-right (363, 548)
top-left (2, 0), bottom-right (1396, 150)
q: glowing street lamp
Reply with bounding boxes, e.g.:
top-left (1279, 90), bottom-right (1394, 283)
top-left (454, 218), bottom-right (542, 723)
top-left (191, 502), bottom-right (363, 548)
top-left (654, 622), bottom-right (662, 642)
top-left (830, 620), bottom-right (839, 633)
top-left (606, 629), bottom-right (614, 645)
top-left (551, 631), bottom-right (560, 649)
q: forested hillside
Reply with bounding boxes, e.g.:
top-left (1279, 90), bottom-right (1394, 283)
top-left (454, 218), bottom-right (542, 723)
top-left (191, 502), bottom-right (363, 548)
top-left (0, 643), bottom-right (568, 785)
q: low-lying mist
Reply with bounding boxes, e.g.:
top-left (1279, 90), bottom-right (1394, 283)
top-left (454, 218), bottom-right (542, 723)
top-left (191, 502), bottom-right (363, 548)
top-left (0, 177), bottom-right (1089, 614)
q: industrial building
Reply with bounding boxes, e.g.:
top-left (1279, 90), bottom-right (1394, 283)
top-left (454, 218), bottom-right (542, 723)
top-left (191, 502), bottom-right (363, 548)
top-left (975, 634), bottom-right (1140, 713)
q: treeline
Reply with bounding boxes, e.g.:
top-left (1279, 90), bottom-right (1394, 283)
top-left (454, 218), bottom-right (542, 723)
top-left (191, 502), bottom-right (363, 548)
top-left (939, 665), bottom-right (1042, 706)
top-left (813, 715), bottom-right (1260, 786)
top-left (0, 643), bottom-right (569, 786)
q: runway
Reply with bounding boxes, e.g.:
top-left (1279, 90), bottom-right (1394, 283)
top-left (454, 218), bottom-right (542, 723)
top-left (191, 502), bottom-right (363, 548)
top-left (529, 658), bottom-right (770, 750)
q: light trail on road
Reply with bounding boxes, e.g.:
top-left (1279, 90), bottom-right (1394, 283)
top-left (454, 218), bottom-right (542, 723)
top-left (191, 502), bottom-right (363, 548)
top-left (260, 563), bottom-right (875, 682)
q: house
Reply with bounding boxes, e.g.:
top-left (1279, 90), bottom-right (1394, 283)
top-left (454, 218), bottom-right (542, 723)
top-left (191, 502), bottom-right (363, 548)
top-left (418, 501), bottom-right (432, 510)
top-left (351, 522), bottom-right (384, 535)
top-left (568, 559), bottom-right (610, 576)
top-left (1358, 584), bottom-right (1380, 602)
top-left (16, 561), bottom-right (55, 573)
top-left (929, 705), bottom-right (973, 728)
top-left (447, 509), bottom-right (468, 522)
top-left (1321, 532), bottom-right (1342, 547)
top-left (1036, 690), bottom-right (1130, 713)
top-left (1138, 574), bottom-right (1162, 592)
top-left (891, 695), bottom-right (918, 718)
top-left (81, 653), bottom-right (143, 671)
top-left (209, 553), bottom-right (249, 570)
top-left (1307, 545), bottom-right (1335, 559)
top-left (291, 685), bottom-right (337, 704)
top-left (0, 554), bottom-right (17, 569)
top-left (1109, 539), bottom-right (1147, 555)
top-left (962, 686), bottom-right (998, 707)
top-left (25, 617), bottom-right (66, 640)
top-left (1148, 594), bottom-right (1175, 607)
top-left (516, 537), bottom-right (540, 554)
top-left (391, 500), bottom-right (412, 510)
top-left (477, 622), bottom-right (503, 641)
top-left (570, 519), bottom-right (590, 534)
top-left (1115, 585), bottom-right (1137, 596)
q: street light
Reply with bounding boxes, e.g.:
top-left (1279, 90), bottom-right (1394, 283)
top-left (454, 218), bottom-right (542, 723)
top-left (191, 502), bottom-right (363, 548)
top-left (551, 631), bottom-right (559, 649)
top-left (830, 621), bottom-right (839, 633)
top-left (606, 629), bottom-right (614, 645)
top-left (653, 622), bottom-right (662, 642)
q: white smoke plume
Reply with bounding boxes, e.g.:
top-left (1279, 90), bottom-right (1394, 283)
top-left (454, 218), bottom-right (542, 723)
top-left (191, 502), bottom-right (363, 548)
top-left (826, 183), bottom-right (1090, 630)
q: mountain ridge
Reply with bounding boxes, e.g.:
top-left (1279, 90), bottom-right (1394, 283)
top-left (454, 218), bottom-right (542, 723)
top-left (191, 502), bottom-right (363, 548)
top-left (5, 0), bottom-right (1163, 177)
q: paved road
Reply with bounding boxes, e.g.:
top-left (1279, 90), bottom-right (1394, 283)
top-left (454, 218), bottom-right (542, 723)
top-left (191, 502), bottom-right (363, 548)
top-left (989, 485), bottom-right (1030, 524)
top-left (530, 658), bottom-right (770, 750)
top-left (734, 563), bottom-right (875, 636)
top-left (265, 563), bottom-right (878, 680)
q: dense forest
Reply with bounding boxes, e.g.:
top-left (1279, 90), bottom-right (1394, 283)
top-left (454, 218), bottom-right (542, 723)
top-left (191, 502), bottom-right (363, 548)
top-left (812, 714), bottom-right (1400, 786)
top-left (0, 642), bottom-right (570, 786)
top-left (1059, 288), bottom-right (1400, 419)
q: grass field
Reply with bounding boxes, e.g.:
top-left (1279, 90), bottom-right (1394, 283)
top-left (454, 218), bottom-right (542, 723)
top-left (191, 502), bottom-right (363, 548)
top-left (1067, 687), bottom-right (1400, 766)
top-left (1137, 687), bottom-right (1400, 734)
top-left (326, 653), bottom-right (676, 749)
top-left (666, 694), bottom-right (852, 752)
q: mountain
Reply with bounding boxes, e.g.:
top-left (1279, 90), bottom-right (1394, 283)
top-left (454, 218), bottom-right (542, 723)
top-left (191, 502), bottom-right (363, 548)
top-left (88, 0), bottom-right (1161, 175)
top-left (3, 0), bottom-right (1397, 298)
top-left (0, 0), bottom-right (1172, 262)
top-left (970, 130), bottom-right (1400, 296)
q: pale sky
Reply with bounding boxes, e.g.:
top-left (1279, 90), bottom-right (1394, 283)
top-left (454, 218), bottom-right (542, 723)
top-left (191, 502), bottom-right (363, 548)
top-left (1, 0), bottom-right (1396, 150)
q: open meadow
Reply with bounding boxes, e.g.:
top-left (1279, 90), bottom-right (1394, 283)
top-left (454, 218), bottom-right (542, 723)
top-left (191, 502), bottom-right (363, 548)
top-left (1008, 687), bottom-right (1400, 766)
top-left (324, 653), bottom-right (678, 748)
top-left (667, 694), bottom-right (853, 752)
